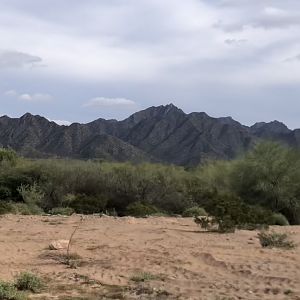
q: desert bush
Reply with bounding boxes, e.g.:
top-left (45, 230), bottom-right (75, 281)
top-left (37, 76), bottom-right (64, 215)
top-left (0, 281), bottom-right (27, 300)
top-left (17, 183), bottom-right (44, 215)
top-left (270, 213), bottom-right (289, 226)
top-left (15, 272), bottom-right (44, 293)
top-left (194, 216), bottom-right (216, 230)
top-left (49, 207), bottom-right (74, 216)
top-left (0, 201), bottom-right (18, 215)
top-left (217, 215), bottom-right (236, 233)
top-left (17, 183), bottom-right (44, 206)
top-left (0, 186), bottom-right (12, 200)
top-left (13, 203), bottom-right (34, 215)
top-left (69, 194), bottom-right (107, 214)
top-left (182, 206), bottom-right (207, 217)
top-left (0, 148), bottom-right (18, 167)
top-left (0, 202), bottom-right (42, 215)
top-left (126, 202), bottom-right (159, 217)
top-left (258, 231), bottom-right (296, 249)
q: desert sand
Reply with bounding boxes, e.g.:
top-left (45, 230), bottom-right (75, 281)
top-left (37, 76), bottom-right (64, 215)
top-left (0, 215), bottom-right (299, 300)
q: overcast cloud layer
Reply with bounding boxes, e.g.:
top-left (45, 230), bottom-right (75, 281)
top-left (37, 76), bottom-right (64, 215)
top-left (0, 0), bottom-right (300, 128)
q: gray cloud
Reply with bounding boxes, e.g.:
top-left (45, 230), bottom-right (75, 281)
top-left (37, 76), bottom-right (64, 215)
top-left (285, 54), bottom-right (300, 62)
top-left (212, 1), bottom-right (300, 32)
top-left (224, 39), bottom-right (247, 46)
top-left (0, 50), bottom-right (42, 69)
top-left (0, 1), bottom-right (300, 128)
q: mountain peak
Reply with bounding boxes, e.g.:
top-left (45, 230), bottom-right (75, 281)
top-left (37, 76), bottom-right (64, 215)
top-left (251, 120), bottom-right (290, 135)
top-left (21, 112), bottom-right (34, 119)
top-left (162, 103), bottom-right (183, 114)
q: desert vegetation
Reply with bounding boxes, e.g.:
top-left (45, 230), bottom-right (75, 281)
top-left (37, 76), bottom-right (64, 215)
top-left (258, 231), bottom-right (296, 249)
top-left (0, 272), bottom-right (43, 300)
top-left (0, 142), bottom-right (300, 227)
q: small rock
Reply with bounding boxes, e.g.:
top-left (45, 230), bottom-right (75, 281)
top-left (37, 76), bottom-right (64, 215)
top-left (101, 214), bottom-right (110, 218)
top-left (49, 240), bottom-right (69, 250)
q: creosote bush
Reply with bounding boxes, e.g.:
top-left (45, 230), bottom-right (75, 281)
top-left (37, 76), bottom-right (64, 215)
top-left (0, 281), bottom-right (26, 300)
top-left (49, 207), bottom-right (74, 216)
top-left (258, 231), bottom-right (296, 249)
top-left (15, 272), bottom-right (44, 293)
top-left (182, 206), bottom-right (207, 217)
top-left (270, 213), bottom-right (289, 226)
top-left (69, 194), bottom-right (107, 214)
top-left (126, 202), bottom-right (159, 217)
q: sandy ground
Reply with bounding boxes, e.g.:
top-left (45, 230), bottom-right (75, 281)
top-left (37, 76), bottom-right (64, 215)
top-left (0, 215), bottom-right (299, 300)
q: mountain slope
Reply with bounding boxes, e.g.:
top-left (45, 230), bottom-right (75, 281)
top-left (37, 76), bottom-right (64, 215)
top-left (0, 104), bottom-right (298, 165)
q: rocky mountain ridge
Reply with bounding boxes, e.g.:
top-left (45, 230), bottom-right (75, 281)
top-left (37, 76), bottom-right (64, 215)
top-left (1, 104), bottom-right (299, 166)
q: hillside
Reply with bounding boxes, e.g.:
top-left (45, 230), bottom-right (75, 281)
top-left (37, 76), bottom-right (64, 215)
top-left (1, 104), bottom-right (299, 165)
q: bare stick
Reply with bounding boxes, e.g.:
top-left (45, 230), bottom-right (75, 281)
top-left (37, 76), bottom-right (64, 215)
top-left (66, 215), bottom-right (84, 265)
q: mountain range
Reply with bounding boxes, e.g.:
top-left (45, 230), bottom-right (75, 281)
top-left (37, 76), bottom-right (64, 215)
top-left (1, 104), bottom-right (300, 166)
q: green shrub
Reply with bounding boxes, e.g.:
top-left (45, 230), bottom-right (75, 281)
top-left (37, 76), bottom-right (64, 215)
top-left (15, 272), bottom-right (44, 293)
top-left (17, 184), bottom-right (44, 215)
top-left (126, 202), bottom-right (159, 217)
top-left (13, 203), bottom-right (33, 215)
top-left (49, 207), bottom-right (74, 216)
top-left (0, 148), bottom-right (18, 167)
top-left (216, 215), bottom-right (236, 233)
top-left (0, 202), bottom-right (43, 216)
top-left (69, 194), bottom-right (107, 214)
top-left (18, 203), bottom-right (43, 215)
top-left (0, 281), bottom-right (27, 300)
top-left (17, 184), bottom-right (44, 207)
top-left (0, 187), bottom-right (12, 200)
top-left (0, 201), bottom-right (18, 215)
top-left (270, 213), bottom-right (289, 226)
top-left (258, 231), bottom-right (296, 249)
top-left (182, 206), bottom-right (207, 217)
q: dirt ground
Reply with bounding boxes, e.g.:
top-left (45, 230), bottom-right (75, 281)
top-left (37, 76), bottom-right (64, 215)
top-left (0, 215), bottom-right (299, 300)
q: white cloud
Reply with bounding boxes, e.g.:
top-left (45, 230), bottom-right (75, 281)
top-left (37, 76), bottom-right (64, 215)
top-left (18, 93), bottom-right (52, 102)
top-left (4, 90), bottom-right (53, 102)
top-left (83, 97), bottom-right (136, 108)
top-left (4, 89), bottom-right (17, 96)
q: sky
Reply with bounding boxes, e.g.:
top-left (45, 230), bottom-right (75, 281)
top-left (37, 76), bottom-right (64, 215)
top-left (0, 0), bottom-right (300, 128)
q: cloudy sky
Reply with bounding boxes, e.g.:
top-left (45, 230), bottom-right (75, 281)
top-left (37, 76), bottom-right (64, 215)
top-left (0, 0), bottom-right (300, 128)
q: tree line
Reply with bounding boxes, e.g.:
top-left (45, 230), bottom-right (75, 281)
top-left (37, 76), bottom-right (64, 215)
top-left (0, 142), bottom-right (299, 225)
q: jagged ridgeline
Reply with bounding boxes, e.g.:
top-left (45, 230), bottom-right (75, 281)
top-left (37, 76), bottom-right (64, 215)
top-left (1, 104), bottom-right (300, 166)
